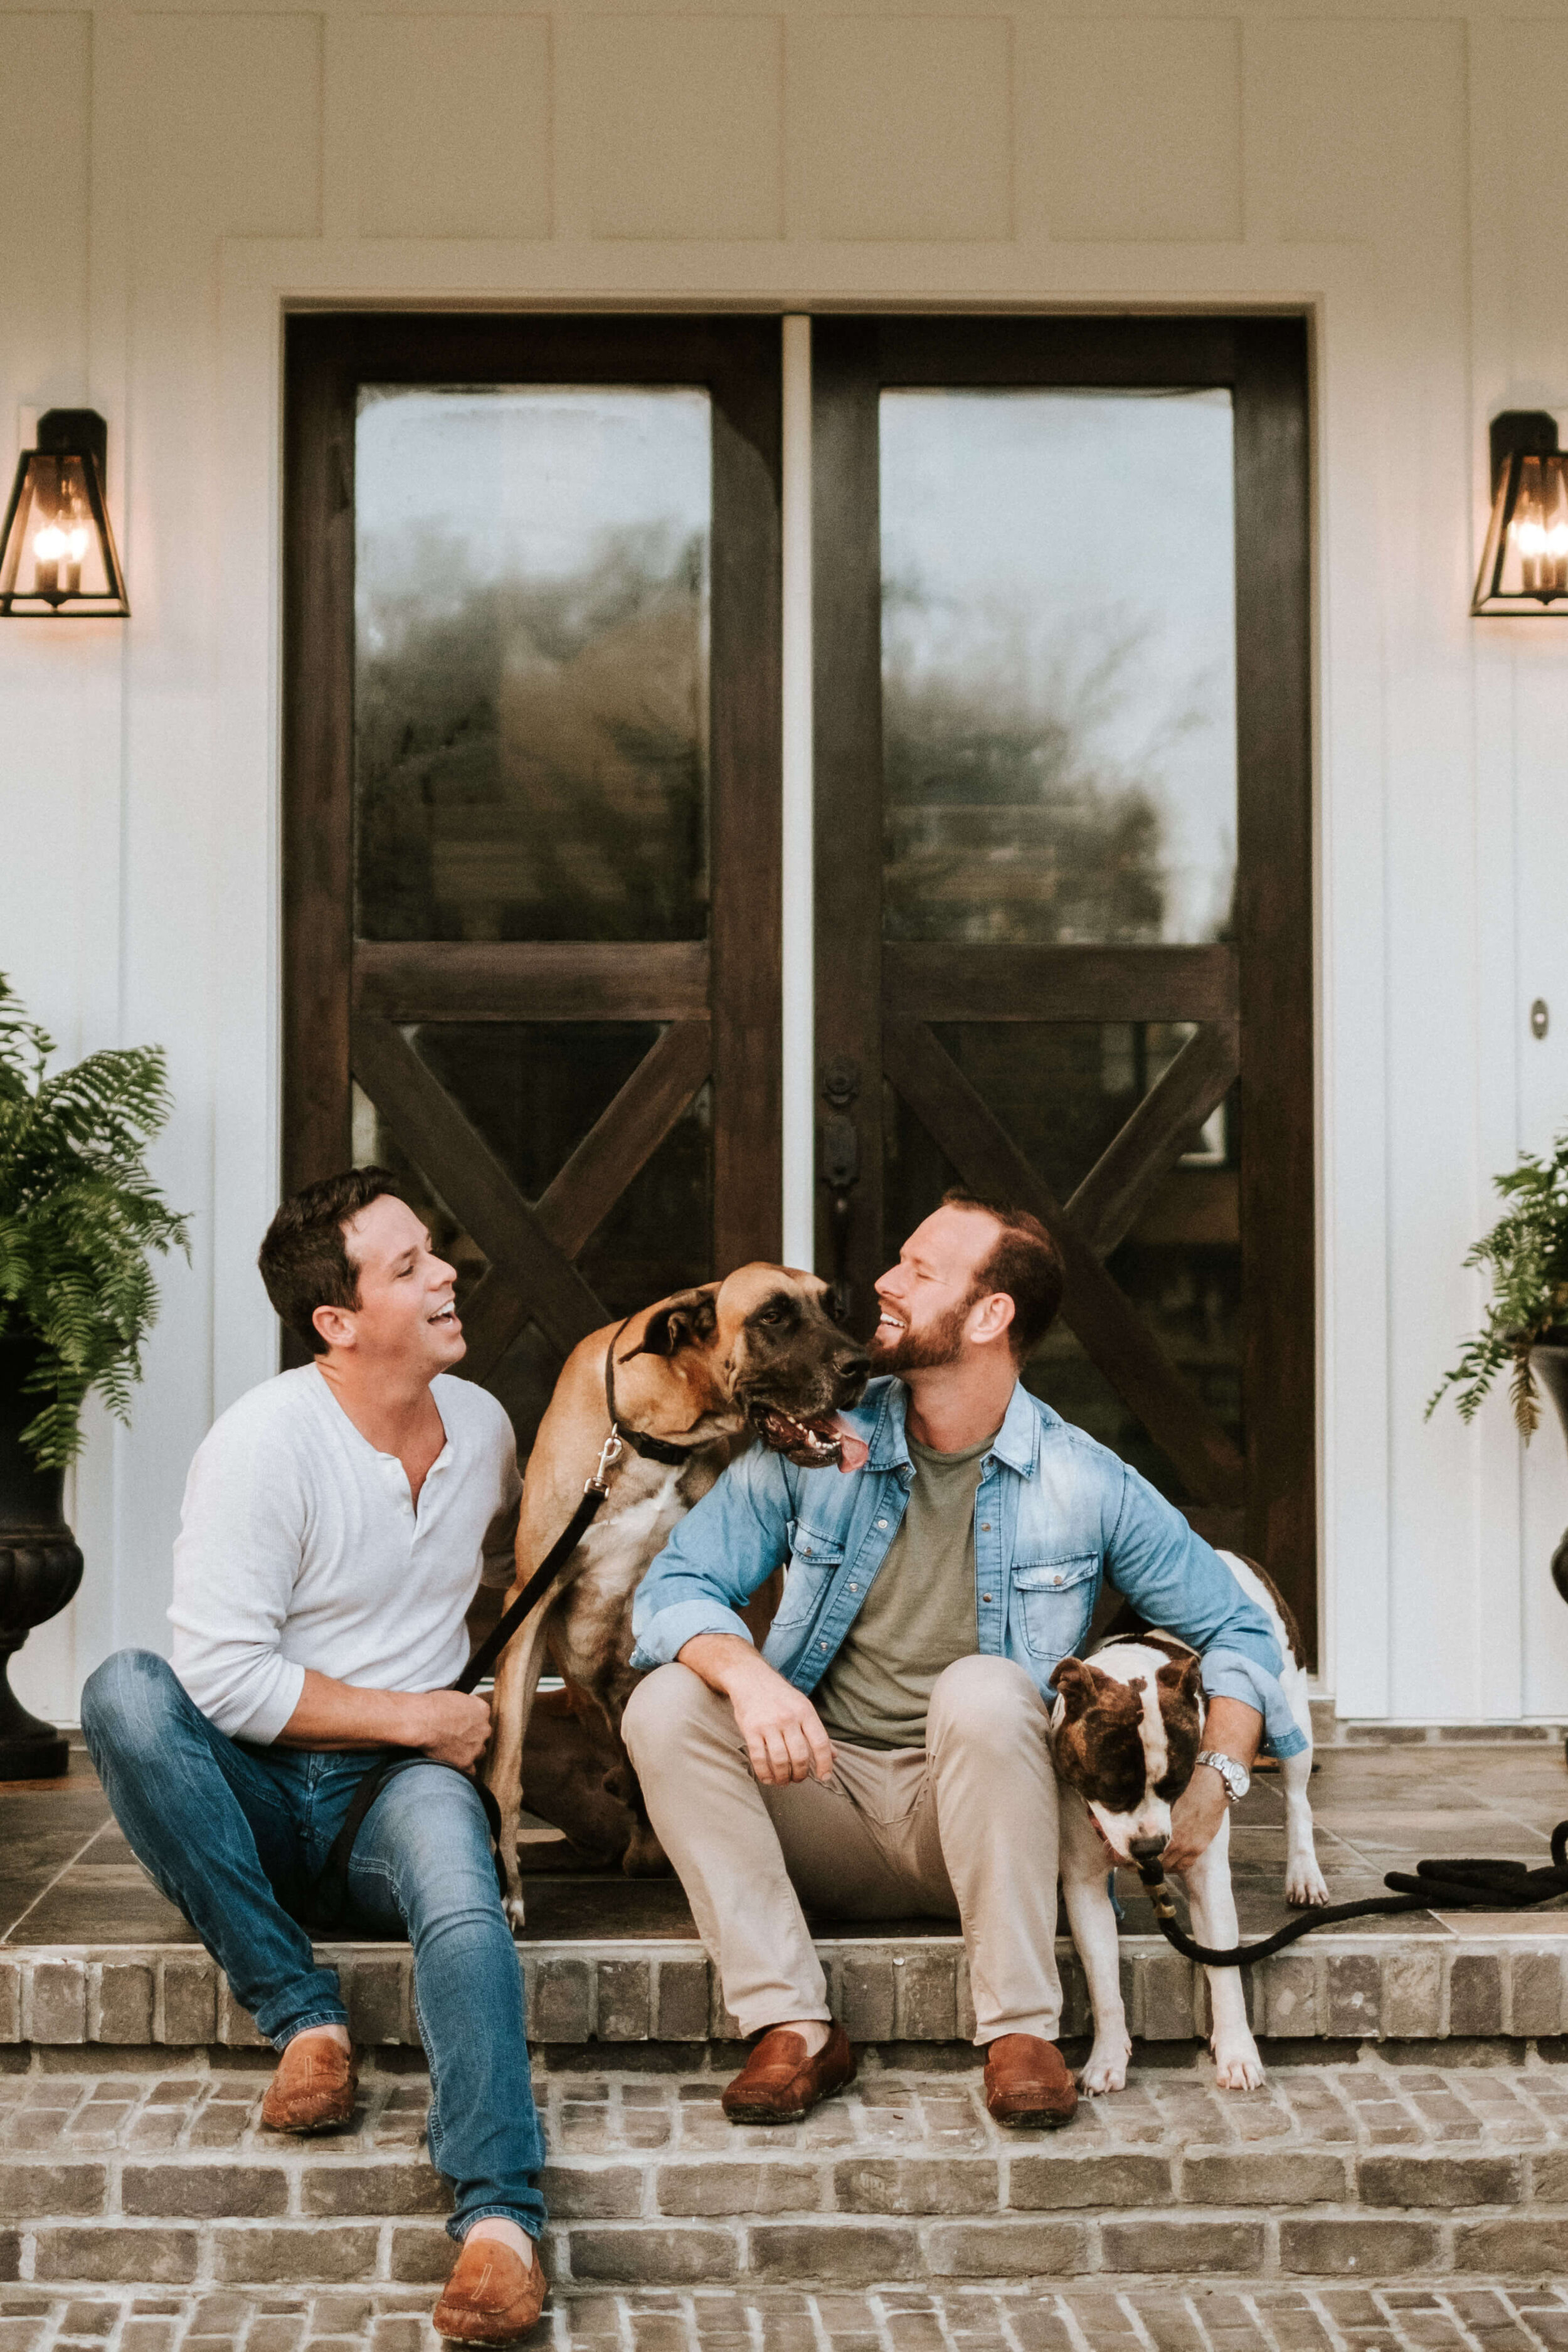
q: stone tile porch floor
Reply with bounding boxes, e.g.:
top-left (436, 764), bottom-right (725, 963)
top-left (4, 1740), bottom-right (1567, 1949)
top-left (1, 2282), bottom-right (1567, 2350)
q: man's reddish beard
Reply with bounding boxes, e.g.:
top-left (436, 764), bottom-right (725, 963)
top-left (868, 1291), bottom-right (978, 1374)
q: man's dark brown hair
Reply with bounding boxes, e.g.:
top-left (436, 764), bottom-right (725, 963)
top-left (941, 1187), bottom-right (1065, 1359)
top-left (258, 1167), bottom-right (403, 1353)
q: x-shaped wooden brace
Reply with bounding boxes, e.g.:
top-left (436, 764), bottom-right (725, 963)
top-left (349, 1013), bottom-right (714, 1385)
top-left (882, 1016), bottom-right (1245, 1507)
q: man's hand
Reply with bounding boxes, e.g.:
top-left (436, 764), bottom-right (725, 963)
top-left (677, 1634), bottom-right (835, 1786)
top-left (278, 1671), bottom-right (492, 1771)
top-left (411, 1690), bottom-right (494, 1773)
top-left (1162, 1764), bottom-right (1229, 1874)
top-left (1161, 1695), bottom-right (1262, 1875)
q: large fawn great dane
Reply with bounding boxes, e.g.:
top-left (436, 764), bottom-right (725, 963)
top-left (485, 1264), bottom-right (869, 1926)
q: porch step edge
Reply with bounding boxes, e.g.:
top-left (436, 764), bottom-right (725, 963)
top-left (4, 1932), bottom-right (1567, 2049)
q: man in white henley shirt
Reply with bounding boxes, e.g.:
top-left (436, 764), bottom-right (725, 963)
top-left (81, 1169), bottom-right (549, 2346)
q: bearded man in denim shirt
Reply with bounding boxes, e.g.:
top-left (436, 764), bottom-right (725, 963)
top-left (623, 1189), bottom-right (1300, 2131)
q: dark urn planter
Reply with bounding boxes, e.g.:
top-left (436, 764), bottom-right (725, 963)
top-left (1529, 1342), bottom-right (1568, 1608)
top-left (0, 1336), bottom-right (84, 1779)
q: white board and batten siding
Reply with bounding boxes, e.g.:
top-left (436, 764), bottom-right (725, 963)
top-left (3, 1), bottom-right (1567, 1730)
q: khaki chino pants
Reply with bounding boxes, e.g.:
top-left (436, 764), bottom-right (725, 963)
top-left (621, 1651), bottom-right (1062, 2043)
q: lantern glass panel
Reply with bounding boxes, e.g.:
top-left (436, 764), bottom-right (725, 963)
top-left (1504, 453), bottom-right (1568, 603)
top-left (9, 457), bottom-right (112, 602)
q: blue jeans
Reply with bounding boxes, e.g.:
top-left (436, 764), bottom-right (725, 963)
top-left (80, 1649), bottom-right (546, 2242)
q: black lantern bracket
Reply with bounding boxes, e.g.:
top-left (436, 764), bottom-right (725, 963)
top-left (1472, 409), bottom-right (1568, 617)
top-left (0, 408), bottom-right (130, 619)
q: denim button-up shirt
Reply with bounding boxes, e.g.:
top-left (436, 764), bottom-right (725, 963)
top-left (630, 1376), bottom-right (1306, 1759)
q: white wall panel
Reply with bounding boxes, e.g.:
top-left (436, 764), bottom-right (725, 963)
top-left (577, 15), bottom-right (783, 241)
top-left (1037, 18), bottom-right (1241, 245)
top-left (354, 15), bottom-right (550, 240)
top-left (1266, 19), bottom-right (1465, 252)
top-left (130, 13), bottom-right (322, 246)
top-left (796, 16), bottom-right (1012, 243)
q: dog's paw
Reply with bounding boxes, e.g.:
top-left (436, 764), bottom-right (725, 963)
top-left (1079, 2038), bottom-right (1131, 2095)
top-left (1211, 2038), bottom-right (1266, 2092)
top-left (1285, 1860), bottom-right (1331, 1908)
top-left (504, 1894), bottom-right (528, 1936)
top-left (621, 1823), bottom-right (671, 1878)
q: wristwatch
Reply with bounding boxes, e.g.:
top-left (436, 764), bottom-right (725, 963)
top-left (1195, 1750), bottom-right (1250, 1804)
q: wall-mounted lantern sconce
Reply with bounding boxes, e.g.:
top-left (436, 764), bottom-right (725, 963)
top-left (1472, 410), bottom-right (1568, 617)
top-left (0, 409), bottom-right (129, 618)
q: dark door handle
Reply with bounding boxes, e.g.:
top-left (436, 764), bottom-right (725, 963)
top-left (820, 1058), bottom-right (861, 1325)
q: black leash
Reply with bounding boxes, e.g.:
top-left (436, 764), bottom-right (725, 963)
top-left (1135, 1819), bottom-right (1568, 1968)
top-left (310, 1330), bottom-right (648, 1914)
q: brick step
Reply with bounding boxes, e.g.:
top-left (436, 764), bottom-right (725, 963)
top-left (5, 2281), bottom-right (1568, 2351)
top-left (3, 2052), bottom-right (1567, 2291)
top-left (7, 1931), bottom-right (1568, 2054)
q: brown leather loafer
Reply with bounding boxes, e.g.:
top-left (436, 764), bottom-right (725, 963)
top-left (433, 2233), bottom-right (548, 2343)
top-left (721, 2021), bottom-right (856, 2124)
top-left (260, 2031), bottom-right (358, 2134)
top-left (983, 2033), bottom-right (1079, 2129)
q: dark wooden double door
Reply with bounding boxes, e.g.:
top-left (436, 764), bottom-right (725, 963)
top-left (284, 312), bottom-right (1315, 1648)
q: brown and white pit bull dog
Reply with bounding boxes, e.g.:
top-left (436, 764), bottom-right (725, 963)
top-left (1052, 1551), bottom-right (1327, 2095)
top-left (485, 1264), bottom-right (869, 1928)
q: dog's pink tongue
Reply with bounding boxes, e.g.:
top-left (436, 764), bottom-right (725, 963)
top-left (830, 1416), bottom-right (870, 1474)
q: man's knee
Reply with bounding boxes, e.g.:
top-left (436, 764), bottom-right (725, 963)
top-left (928, 1654), bottom-right (1046, 1749)
top-left (80, 1650), bottom-right (184, 1758)
top-left (370, 1767), bottom-right (501, 1905)
top-left (622, 1662), bottom-right (728, 1770)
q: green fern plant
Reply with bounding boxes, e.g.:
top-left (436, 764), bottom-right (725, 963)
top-left (0, 975), bottom-right (190, 1470)
top-left (1428, 1127), bottom-right (1568, 1440)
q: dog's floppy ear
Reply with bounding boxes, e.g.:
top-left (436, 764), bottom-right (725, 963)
top-left (1156, 1651), bottom-right (1204, 1709)
top-left (1051, 1657), bottom-right (1099, 1722)
top-left (624, 1286), bottom-right (719, 1359)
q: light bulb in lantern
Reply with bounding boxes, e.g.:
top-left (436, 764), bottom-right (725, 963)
top-left (32, 515), bottom-right (90, 596)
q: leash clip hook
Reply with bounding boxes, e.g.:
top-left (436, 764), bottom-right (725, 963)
top-left (588, 1426), bottom-right (625, 1495)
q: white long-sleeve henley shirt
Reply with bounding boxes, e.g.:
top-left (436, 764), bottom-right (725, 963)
top-left (168, 1364), bottom-right (522, 1744)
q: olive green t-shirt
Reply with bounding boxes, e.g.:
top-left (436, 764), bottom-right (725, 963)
top-left (812, 1428), bottom-right (995, 1752)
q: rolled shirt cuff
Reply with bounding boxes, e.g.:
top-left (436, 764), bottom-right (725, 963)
top-left (1200, 1648), bottom-right (1309, 1759)
top-left (183, 1655), bottom-right (307, 1747)
top-left (630, 1598), bottom-right (756, 1671)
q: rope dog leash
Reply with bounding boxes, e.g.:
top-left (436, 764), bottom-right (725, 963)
top-left (1135, 1818), bottom-right (1568, 1968)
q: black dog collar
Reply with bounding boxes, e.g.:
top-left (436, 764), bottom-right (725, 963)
top-left (604, 1314), bottom-right (702, 1466)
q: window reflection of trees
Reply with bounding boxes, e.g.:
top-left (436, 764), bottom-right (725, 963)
top-left (883, 597), bottom-right (1182, 948)
top-left (355, 524), bottom-right (709, 945)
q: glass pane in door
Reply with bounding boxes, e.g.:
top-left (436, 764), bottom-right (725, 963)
top-left (878, 389), bottom-right (1240, 1500)
top-left (880, 388), bottom-right (1236, 945)
top-left (355, 386), bottom-right (712, 943)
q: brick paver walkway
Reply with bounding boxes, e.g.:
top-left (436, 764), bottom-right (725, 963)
top-left (0, 2281), bottom-right (1566, 2350)
top-left (3, 2055), bottom-right (1568, 2300)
